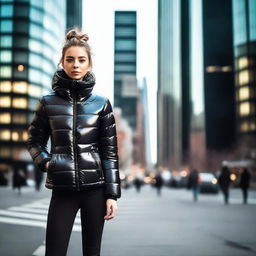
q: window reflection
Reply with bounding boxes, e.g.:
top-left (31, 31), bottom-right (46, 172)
top-left (13, 82), bottom-right (28, 94)
top-left (238, 57), bottom-right (249, 69)
top-left (28, 84), bottom-right (42, 97)
top-left (238, 70), bottom-right (250, 85)
top-left (0, 51), bottom-right (12, 62)
top-left (0, 81), bottom-right (12, 92)
top-left (115, 40), bottom-right (136, 51)
top-left (239, 87), bottom-right (249, 101)
top-left (0, 35), bottom-right (12, 47)
top-left (0, 66), bottom-right (12, 78)
top-left (0, 4), bottom-right (13, 17)
top-left (0, 147), bottom-right (11, 158)
top-left (14, 21), bottom-right (28, 33)
top-left (0, 96), bottom-right (11, 107)
top-left (13, 113), bottom-right (27, 124)
top-left (0, 130), bottom-right (11, 141)
top-left (0, 113), bottom-right (11, 124)
top-left (12, 98), bottom-right (28, 109)
top-left (0, 20), bottom-right (13, 32)
top-left (239, 102), bottom-right (250, 116)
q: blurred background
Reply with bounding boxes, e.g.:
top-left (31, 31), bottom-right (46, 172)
top-left (0, 0), bottom-right (256, 256)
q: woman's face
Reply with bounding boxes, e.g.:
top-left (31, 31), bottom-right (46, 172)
top-left (62, 46), bottom-right (91, 80)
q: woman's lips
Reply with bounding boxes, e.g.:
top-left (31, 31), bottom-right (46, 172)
top-left (71, 71), bottom-right (81, 74)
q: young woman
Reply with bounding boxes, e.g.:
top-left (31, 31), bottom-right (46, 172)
top-left (27, 28), bottom-right (121, 256)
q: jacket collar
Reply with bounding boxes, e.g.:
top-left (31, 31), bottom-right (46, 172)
top-left (52, 68), bottom-right (96, 102)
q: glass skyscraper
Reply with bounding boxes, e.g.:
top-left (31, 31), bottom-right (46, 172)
top-left (157, 0), bottom-right (182, 170)
top-left (232, 0), bottom-right (256, 143)
top-left (0, 0), bottom-right (66, 174)
top-left (114, 11), bottom-right (138, 130)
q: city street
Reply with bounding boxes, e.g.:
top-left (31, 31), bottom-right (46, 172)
top-left (0, 185), bottom-right (256, 256)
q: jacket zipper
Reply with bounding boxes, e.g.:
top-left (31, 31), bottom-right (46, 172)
top-left (72, 84), bottom-right (80, 191)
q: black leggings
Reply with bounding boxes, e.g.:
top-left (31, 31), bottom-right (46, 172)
top-left (45, 187), bottom-right (106, 256)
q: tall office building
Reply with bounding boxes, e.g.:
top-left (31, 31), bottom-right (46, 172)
top-left (158, 0), bottom-right (236, 171)
top-left (66, 0), bottom-right (82, 29)
top-left (0, 0), bottom-right (66, 173)
top-left (232, 0), bottom-right (256, 153)
top-left (114, 11), bottom-right (138, 130)
top-left (157, 0), bottom-right (182, 170)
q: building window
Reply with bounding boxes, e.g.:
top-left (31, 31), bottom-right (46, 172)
top-left (29, 68), bottom-right (42, 83)
top-left (240, 121), bottom-right (249, 132)
top-left (0, 66), bottom-right (12, 78)
top-left (0, 96), bottom-right (11, 107)
top-left (0, 81), bottom-right (11, 92)
top-left (13, 52), bottom-right (28, 63)
top-left (14, 5), bottom-right (28, 17)
top-left (238, 70), bottom-right (250, 85)
top-left (30, 23), bottom-right (43, 39)
top-left (12, 98), bottom-right (27, 109)
top-left (239, 87), bottom-right (250, 101)
top-left (0, 35), bottom-right (12, 47)
top-left (0, 20), bottom-right (13, 32)
top-left (13, 113), bottom-right (27, 124)
top-left (0, 50), bottom-right (12, 62)
top-left (12, 131), bottom-right (19, 141)
top-left (115, 64), bottom-right (136, 73)
top-left (115, 39), bottom-right (136, 51)
top-left (13, 82), bottom-right (28, 94)
top-left (13, 37), bottom-right (27, 48)
top-left (11, 130), bottom-right (28, 142)
top-left (28, 84), bottom-right (42, 97)
top-left (115, 27), bottom-right (136, 37)
top-left (239, 102), bottom-right (250, 116)
top-left (22, 131), bottom-right (28, 141)
top-left (115, 53), bottom-right (136, 62)
top-left (29, 39), bottom-right (42, 52)
top-left (0, 130), bottom-right (11, 140)
top-left (250, 121), bottom-right (256, 131)
top-left (0, 5), bottom-right (13, 17)
top-left (115, 13), bottom-right (136, 25)
top-left (0, 113), bottom-right (11, 124)
top-left (30, 7), bottom-right (43, 23)
top-left (238, 57), bottom-right (249, 69)
top-left (0, 147), bottom-right (11, 158)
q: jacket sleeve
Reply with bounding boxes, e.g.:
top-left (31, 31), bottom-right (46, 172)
top-left (99, 99), bottom-right (121, 199)
top-left (26, 96), bottom-right (51, 172)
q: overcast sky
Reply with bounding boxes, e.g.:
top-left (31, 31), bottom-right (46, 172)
top-left (83, 0), bottom-right (158, 164)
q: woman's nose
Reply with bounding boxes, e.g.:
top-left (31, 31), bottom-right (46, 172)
top-left (73, 60), bottom-right (79, 67)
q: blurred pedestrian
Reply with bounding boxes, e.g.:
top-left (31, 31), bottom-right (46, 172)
top-left (12, 167), bottom-right (27, 195)
top-left (187, 169), bottom-right (200, 202)
top-left (239, 168), bottom-right (251, 204)
top-left (134, 177), bottom-right (143, 193)
top-left (26, 28), bottom-right (121, 256)
top-left (155, 173), bottom-right (163, 196)
top-left (218, 166), bottom-right (232, 204)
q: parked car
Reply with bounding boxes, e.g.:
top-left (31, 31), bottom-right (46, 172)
top-left (199, 172), bottom-right (219, 194)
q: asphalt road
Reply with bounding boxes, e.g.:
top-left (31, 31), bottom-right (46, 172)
top-left (0, 184), bottom-right (256, 256)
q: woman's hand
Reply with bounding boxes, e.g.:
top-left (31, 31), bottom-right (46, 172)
top-left (104, 199), bottom-right (117, 221)
top-left (45, 161), bottom-right (50, 170)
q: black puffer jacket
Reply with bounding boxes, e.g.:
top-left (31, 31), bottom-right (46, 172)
top-left (27, 69), bottom-right (121, 200)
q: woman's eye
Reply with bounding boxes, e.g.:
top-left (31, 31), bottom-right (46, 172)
top-left (66, 59), bottom-right (73, 62)
top-left (80, 59), bottom-right (86, 63)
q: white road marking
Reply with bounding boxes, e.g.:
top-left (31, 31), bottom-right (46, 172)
top-left (32, 245), bottom-right (45, 256)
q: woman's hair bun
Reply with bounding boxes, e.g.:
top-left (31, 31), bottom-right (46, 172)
top-left (65, 29), bottom-right (89, 43)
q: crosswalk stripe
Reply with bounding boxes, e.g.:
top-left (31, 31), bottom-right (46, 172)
top-left (0, 209), bottom-right (81, 224)
top-left (0, 216), bottom-right (81, 231)
top-left (32, 245), bottom-right (45, 256)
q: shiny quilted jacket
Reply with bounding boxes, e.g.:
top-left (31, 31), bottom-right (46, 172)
top-left (27, 69), bottom-right (121, 199)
